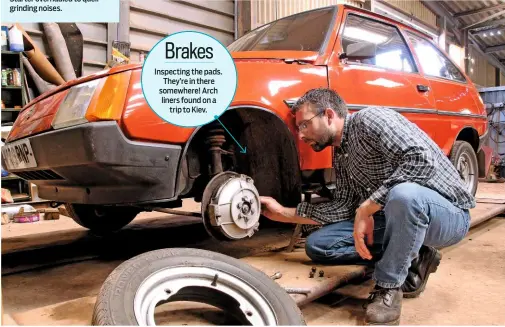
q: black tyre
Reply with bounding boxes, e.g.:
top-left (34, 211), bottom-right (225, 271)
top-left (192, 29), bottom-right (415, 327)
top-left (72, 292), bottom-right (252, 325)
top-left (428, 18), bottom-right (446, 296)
top-left (92, 248), bottom-right (306, 326)
top-left (449, 141), bottom-right (478, 196)
top-left (65, 203), bottom-right (139, 235)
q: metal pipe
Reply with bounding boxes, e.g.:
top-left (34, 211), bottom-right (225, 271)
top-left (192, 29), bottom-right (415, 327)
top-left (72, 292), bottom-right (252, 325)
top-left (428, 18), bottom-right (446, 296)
top-left (118, 0), bottom-right (130, 42)
top-left (284, 287), bottom-right (311, 295)
top-left (292, 268), bottom-right (367, 307)
top-left (151, 207), bottom-right (201, 217)
top-left (234, 0), bottom-right (238, 40)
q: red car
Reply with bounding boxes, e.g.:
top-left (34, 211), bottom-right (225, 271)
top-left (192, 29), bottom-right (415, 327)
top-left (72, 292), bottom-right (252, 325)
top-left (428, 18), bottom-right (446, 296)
top-left (2, 5), bottom-right (488, 237)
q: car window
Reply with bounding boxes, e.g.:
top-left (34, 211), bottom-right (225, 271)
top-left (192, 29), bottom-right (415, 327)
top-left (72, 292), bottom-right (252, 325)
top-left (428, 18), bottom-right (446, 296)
top-left (408, 33), bottom-right (466, 82)
top-left (340, 14), bottom-right (416, 73)
top-left (227, 7), bottom-right (336, 52)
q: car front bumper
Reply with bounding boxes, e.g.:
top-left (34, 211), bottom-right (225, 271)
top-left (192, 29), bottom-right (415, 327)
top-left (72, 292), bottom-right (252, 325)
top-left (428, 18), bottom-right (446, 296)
top-left (2, 122), bottom-right (182, 205)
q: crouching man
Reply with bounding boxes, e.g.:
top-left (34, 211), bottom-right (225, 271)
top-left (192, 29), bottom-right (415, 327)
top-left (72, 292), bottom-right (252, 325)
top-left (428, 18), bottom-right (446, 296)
top-left (260, 88), bottom-right (474, 325)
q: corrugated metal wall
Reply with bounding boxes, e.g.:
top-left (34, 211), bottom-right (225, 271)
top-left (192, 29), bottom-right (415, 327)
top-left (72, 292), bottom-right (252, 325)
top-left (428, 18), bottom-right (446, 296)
top-left (382, 0), bottom-right (436, 28)
top-left (20, 1), bottom-right (235, 74)
top-left (469, 46), bottom-right (501, 88)
top-left (128, 0), bottom-right (235, 63)
top-left (21, 23), bottom-right (108, 77)
top-left (250, 0), bottom-right (365, 29)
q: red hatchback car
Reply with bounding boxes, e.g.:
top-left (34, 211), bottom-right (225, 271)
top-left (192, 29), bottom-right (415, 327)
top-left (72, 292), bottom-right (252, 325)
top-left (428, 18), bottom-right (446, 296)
top-left (2, 5), bottom-right (488, 237)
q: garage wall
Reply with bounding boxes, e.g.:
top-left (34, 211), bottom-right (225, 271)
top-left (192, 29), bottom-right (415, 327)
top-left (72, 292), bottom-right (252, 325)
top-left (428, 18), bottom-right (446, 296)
top-left (20, 1), bottom-right (236, 74)
top-left (382, 0), bottom-right (437, 28)
top-left (469, 46), bottom-right (501, 88)
top-left (20, 23), bottom-right (108, 77)
top-left (129, 0), bottom-right (235, 63)
top-left (250, 0), bottom-right (366, 29)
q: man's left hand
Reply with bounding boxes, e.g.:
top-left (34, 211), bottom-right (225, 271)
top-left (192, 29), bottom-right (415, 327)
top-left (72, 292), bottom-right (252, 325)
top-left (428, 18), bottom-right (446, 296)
top-left (353, 199), bottom-right (381, 260)
top-left (360, 199), bottom-right (382, 216)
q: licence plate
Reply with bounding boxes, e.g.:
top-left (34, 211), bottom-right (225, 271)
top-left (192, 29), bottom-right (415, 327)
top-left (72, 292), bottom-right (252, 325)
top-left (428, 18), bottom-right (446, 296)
top-left (1, 139), bottom-right (38, 170)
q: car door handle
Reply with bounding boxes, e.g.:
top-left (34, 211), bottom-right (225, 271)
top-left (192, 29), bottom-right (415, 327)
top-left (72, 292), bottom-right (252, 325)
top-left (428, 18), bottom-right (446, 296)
top-left (417, 84), bottom-right (430, 92)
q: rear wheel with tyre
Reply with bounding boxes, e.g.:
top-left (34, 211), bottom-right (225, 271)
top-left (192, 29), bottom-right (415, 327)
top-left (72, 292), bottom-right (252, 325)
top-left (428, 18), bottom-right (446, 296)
top-left (92, 248), bottom-right (306, 326)
top-left (65, 203), bottom-right (139, 235)
top-left (449, 141), bottom-right (478, 196)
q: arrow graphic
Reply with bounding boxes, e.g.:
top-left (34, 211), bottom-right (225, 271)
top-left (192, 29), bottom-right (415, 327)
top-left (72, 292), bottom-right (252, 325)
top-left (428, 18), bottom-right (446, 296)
top-left (214, 115), bottom-right (247, 154)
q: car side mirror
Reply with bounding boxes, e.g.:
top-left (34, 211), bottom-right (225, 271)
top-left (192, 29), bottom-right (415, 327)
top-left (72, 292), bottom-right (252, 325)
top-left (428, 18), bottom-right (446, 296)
top-left (339, 42), bottom-right (376, 60)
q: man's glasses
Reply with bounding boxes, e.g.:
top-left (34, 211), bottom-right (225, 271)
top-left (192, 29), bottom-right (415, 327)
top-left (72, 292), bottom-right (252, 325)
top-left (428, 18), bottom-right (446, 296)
top-left (296, 111), bottom-right (324, 132)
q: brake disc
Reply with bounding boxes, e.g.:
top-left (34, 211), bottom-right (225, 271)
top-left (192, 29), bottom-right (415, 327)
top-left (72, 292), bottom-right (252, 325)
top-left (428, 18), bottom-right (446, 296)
top-left (201, 172), bottom-right (261, 240)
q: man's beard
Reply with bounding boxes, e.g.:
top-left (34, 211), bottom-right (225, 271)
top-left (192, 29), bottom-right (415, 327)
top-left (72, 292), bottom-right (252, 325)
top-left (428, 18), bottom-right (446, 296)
top-left (311, 130), bottom-right (334, 152)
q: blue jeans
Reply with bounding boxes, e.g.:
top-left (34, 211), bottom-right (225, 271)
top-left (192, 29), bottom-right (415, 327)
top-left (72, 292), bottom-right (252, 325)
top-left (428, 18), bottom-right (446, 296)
top-left (305, 182), bottom-right (471, 288)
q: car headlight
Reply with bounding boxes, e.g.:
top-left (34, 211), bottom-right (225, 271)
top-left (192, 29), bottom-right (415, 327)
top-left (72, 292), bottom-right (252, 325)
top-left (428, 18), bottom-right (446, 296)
top-left (51, 79), bottom-right (101, 130)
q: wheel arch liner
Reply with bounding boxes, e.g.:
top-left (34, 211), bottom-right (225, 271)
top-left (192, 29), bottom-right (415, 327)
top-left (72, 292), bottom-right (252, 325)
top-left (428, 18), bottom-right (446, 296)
top-left (176, 106), bottom-right (302, 207)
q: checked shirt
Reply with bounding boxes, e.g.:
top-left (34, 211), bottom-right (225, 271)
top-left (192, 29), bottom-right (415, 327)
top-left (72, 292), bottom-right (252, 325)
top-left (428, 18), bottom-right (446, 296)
top-left (296, 107), bottom-right (476, 225)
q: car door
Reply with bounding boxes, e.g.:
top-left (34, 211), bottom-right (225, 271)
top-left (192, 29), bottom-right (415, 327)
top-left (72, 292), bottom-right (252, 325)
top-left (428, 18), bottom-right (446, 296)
top-left (328, 11), bottom-right (439, 141)
top-left (405, 32), bottom-right (483, 154)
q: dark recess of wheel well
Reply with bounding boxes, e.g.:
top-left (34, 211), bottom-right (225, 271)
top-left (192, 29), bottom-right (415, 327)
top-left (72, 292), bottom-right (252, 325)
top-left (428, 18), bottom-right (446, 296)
top-left (183, 108), bottom-right (302, 207)
top-left (456, 128), bottom-right (479, 152)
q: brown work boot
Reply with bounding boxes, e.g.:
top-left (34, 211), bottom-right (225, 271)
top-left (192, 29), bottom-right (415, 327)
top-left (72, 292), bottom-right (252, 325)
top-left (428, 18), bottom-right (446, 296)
top-left (401, 245), bottom-right (442, 298)
top-left (364, 286), bottom-right (402, 325)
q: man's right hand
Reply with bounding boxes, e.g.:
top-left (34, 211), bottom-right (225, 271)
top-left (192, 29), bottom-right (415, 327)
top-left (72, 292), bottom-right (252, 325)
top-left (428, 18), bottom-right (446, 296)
top-left (259, 196), bottom-right (284, 215)
top-left (259, 196), bottom-right (320, 225)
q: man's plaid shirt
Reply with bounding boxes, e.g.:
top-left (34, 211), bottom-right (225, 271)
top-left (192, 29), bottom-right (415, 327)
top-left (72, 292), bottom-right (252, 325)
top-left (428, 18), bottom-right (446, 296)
top-left (296, 107), bottom-right (476, 224)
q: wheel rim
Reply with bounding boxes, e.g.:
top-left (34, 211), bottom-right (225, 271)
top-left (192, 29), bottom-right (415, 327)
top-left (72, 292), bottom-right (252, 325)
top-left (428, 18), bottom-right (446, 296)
top-left (457, 152), bottom-right (476, 193)
top-left (134, 266), bottom-right (278, 326)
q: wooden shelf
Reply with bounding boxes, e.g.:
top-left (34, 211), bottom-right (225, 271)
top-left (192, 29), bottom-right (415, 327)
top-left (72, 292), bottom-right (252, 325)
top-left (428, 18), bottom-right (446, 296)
top-left (2, 175), bottom-right (23, 181)
top-left (1, 199), bottom-right (51, 207)
top-left (1, 48), bottom-right (31, 203)
top-left (12, 193), bottom-right (30, 202)
top-left (1, 50), bottom-right (22, 56)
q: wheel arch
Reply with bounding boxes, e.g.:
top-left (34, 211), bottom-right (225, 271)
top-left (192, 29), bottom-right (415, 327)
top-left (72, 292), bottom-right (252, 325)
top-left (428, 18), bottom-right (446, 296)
top-left (454, 126), bottom-right (479, 153)
top-left (453, 126), bottom-right (485, 178)
top-left (175, 105), bottom-right (302, 206)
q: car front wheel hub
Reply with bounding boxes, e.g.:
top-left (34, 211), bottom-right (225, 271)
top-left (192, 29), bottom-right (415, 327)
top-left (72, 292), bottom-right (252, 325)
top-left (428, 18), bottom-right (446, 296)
top-left (202, 172), bottom-right (261, 240)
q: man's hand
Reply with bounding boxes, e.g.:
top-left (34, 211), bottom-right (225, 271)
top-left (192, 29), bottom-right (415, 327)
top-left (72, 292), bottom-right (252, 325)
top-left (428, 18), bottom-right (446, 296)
top-left (259, 196), bottom-right (320, 225)
top-left (353, 207), bottom-right (374, 260)
top-left (259, 196), bottom-right (285, 216)
top-left (353, 199), bottom-right (381, 260)
top-left (359, 199), bottom-right (382, 216)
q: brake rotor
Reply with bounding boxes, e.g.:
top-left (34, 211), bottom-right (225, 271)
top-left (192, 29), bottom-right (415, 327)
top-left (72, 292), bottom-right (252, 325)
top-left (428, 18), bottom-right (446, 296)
top-left (201, 172), bottom-right (261, 240)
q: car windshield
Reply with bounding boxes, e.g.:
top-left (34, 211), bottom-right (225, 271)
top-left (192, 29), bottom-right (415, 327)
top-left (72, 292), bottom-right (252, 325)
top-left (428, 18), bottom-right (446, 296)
top-left (227, 7), bottom-right (336, 52)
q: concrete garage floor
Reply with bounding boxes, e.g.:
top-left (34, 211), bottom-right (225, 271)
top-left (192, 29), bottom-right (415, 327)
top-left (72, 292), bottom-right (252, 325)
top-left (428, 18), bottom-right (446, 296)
top-left (1, 198), bottom-right (504, 325)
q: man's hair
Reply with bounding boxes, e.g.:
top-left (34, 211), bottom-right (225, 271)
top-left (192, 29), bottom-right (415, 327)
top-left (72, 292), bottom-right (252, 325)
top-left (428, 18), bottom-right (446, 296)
top-left (291, 88), bottom-right (348, 118)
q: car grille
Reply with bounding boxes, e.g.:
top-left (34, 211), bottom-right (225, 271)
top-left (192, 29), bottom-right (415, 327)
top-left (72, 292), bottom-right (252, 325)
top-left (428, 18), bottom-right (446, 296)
top-left (15, 170), bottom-right (64, 180)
